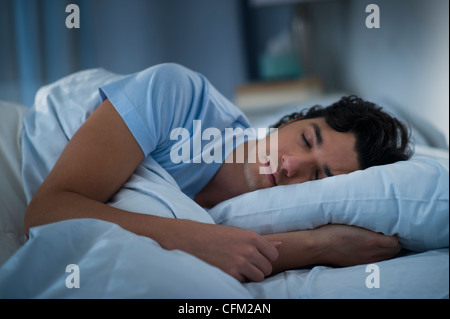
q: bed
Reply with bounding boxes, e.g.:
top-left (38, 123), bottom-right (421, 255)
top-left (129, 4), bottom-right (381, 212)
top-left (0, 69), bottom-right (448, 299)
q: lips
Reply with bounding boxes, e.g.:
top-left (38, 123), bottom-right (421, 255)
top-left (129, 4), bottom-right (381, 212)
top-left (268, 172), bottom-right (276, 186)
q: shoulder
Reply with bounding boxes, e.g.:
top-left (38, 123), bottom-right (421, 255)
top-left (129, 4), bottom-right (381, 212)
top-left (138, 63), bottom-right (205, 88)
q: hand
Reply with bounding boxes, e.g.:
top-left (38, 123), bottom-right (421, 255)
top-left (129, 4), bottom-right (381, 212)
top-left (166, 220), bottom-right (280, 283)
top-left (312, 224), bottom-right (401, 267)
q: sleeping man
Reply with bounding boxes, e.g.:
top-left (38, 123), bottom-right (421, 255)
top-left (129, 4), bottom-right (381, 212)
top-left (22, 63), bottom-right (412, 283)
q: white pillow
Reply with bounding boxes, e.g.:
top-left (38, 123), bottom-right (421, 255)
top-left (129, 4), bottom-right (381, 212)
top-left (208, 152), bottom-right (449, 252)
top-left (0, 101), bottom-right (29, 266)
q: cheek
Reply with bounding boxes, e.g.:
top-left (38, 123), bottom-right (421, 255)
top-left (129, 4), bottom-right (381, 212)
top-left (324, 132), bottom-right (358, 168)
top-left (325, 147), bottom-right (359, 174)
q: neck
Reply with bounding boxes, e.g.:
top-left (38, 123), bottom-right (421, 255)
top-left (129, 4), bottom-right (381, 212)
top-left (194, 142), bottom-right (248, 208)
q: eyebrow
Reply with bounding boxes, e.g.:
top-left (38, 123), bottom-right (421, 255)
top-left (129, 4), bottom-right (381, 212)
top-left (311, 123), bottom-right (323, 147)
top-left (310, 123), bottom-right (333, 177)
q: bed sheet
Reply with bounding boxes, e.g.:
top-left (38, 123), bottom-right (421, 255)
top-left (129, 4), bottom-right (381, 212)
top-left (0, 218), bottom-right (447, 299)
top-left (245, 249), bottom-right (449, 299)
top-left (0, 219), bottom-right (253, 299)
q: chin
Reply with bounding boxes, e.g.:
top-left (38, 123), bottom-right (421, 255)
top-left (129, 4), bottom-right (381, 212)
top-left (243, 161), bottom-right (272, 192)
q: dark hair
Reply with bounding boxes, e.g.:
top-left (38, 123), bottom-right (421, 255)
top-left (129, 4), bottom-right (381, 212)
top-left (270, 95), bottom-right (413, 169)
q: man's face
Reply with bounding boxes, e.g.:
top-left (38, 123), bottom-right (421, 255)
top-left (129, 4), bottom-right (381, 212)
top-left (243, 117), bottom-right (360, 192)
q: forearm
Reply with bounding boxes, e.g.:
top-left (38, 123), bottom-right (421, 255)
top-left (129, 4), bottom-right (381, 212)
top-left (263, 230), bottom-right (323, 275)
top-left (24, 188), bottom-right (183, 249)
top-left (264, 225), bottom-right (401, 275)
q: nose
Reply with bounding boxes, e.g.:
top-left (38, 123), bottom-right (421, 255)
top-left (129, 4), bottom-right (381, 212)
top-left (279, 153), bottom-right (314, 184)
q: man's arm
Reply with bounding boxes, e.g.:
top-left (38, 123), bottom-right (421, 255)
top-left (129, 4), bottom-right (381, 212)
top-left (24, 99), bottom-right (279, 283)
top-left (264, 224), bottom-right (401, 275)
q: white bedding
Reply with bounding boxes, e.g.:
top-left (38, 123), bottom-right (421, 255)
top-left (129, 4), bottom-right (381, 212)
top-left (1, 218), bottom-right (448, 299)
top-left (0, 69), bottom-right (448, 299)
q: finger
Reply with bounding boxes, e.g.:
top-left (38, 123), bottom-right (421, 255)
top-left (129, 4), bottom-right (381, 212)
top-left (256, 238), bottom-right (279, 262)
top-left (250, 251), bottom-right (274, 277)
top-left (241, 262), bottom-right (266, 282)
top-left (270, 241), bottom-right (282, 248)
top-left (232, 272), bottom-right (246, 283)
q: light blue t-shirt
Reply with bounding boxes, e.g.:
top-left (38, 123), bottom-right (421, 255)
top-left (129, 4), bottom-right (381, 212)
top-left (99, 63), bottom-right (254, 198)
top-left (22, 63), bottom-right (254, 201)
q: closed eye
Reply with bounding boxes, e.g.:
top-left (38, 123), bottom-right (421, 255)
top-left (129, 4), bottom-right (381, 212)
top-left (303, 133), bottom-right (320, 180)
top-left (302, 133), bottom-right (311, 148)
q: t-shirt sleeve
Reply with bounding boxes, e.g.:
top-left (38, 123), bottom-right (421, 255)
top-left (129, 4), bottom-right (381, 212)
top-left (98, 63), bottom-right (204, 157)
